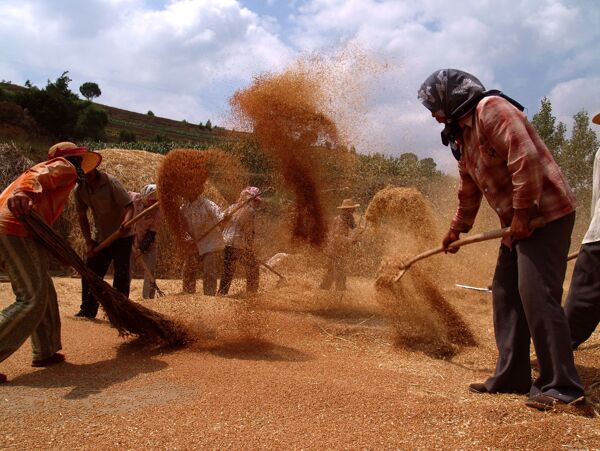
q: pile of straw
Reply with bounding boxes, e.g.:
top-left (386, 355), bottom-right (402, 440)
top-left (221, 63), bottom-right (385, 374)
top-left (0, 142), bottom-right (34, 192)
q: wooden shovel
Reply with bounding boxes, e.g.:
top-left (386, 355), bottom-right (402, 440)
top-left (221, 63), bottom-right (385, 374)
top-left (392, 217), bottom-right (545, 283)
top-left (93, 202), bottom-right (160, 254)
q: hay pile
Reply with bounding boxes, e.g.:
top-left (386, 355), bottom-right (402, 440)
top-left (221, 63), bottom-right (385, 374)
top-left (62, 148), bottom-right (228, 278)
top-left (0, 142), bottom-right (34, 192)
top-left (365, 186), bottom-right (438, 246)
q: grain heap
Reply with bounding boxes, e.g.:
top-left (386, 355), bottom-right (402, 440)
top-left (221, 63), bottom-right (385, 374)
top-left (367, 186), bottom-right (476, 357)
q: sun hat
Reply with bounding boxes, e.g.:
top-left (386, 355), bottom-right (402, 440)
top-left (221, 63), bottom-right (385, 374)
top-left (47, 141), bottom-right (102, 174)
top-left (337, 198), bottom-right (360, 209)
top-left (593, 112), bottom-right (600, 125)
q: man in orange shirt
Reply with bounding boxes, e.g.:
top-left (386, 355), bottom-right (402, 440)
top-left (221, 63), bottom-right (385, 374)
top-left (0, 142), bottom-right (101, 383)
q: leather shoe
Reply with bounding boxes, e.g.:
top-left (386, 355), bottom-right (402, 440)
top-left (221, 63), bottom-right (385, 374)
top-left (468, 382), bottom-right (488, 394)
top-left (74, 310), bottom-right (96, 318)
top-left (32, 352), bottom-right (65, 367)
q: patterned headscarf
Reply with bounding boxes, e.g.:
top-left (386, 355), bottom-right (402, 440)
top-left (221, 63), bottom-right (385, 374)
top-left (417, 69), bottom-right (485, 121)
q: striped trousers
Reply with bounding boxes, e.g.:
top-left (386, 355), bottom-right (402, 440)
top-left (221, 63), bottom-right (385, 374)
top-left (0, 234), bottom-right (61, 363)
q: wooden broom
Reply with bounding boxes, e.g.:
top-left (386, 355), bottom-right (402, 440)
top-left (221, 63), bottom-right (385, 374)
top-left (21, 211), bottom-right (186, 346)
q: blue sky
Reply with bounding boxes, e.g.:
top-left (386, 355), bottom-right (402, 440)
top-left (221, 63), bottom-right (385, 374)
top-left (1, 0), bottom-right (599, 172)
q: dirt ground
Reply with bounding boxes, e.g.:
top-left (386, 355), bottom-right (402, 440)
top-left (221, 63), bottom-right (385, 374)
top-left (0, 252), bottom-right (598, 450)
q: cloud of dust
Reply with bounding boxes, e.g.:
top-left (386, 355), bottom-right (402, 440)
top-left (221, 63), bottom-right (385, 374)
top-left (229, 45), bottom-right (385, 246)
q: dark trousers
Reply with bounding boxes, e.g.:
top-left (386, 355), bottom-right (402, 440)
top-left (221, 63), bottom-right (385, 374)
top-left (182, 252), bottom-right (201, 294)
top-left (564, 241), bottom-right (600, 349)
top-left (483, 212), bottom-right (583, 402)
top-left (80, 236), bottom-right (133, 317)
top-left (319, 256), bottom-right (347, 290)
top-left (218, 246), bottom-right (259, 295)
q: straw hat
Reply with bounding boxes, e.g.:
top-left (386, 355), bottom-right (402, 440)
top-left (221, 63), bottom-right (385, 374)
top-left (593, 112), bottom-right (600, 125)
top-left (337, 198), bottom-right (360, 209)
top-left (47, 142), bottom-right (102, 174)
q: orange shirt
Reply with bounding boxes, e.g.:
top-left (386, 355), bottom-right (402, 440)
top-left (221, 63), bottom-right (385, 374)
top-left (0, 158), bottom-right (77, 237)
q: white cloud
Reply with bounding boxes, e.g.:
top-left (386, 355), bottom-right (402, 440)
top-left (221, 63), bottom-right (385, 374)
top-left (547, 77), bottom-right (600, 130)
top-left (0, 0), bottom-right (295, 122)
top-left (1, 0), bottom-right (599, 173)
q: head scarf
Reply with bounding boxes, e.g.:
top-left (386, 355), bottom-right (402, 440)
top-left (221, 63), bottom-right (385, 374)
top-left (417, 69), bottom-right (485, 121)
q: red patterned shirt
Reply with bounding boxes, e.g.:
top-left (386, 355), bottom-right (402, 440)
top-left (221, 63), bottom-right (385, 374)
top-left (451, 96), bottom-right (576, 232)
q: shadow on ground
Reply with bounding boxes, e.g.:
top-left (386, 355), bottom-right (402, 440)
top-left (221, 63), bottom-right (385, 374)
top-left (8, 339), bottom-right (169, 399)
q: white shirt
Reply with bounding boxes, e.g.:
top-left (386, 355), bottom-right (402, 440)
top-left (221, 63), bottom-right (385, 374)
top-left (222, 202), bottom-right (255, 250)
top-left (583, 148), bottom-right (600, 244)
top-left (181, 196), bottom-right (225, 256)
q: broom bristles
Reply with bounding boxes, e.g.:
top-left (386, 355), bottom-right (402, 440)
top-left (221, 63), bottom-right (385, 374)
top-left (22, 212), bottom-right (186, 346)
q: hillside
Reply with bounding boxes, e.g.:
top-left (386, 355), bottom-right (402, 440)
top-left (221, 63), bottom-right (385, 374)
top-left (0, 82), bottom-right (245, 146)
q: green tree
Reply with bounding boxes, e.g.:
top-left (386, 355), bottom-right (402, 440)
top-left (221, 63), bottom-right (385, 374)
top-left (147, 110), bottom-right (155, 117)
top-left (76, 104), bottom-right (107, 140)
top-left (531, 97), bottom-right (566, 159)
top-left (560, 111), bottom-right (599, 192)
top-left (205, 119), bottom-right (212, 130)
top-left (79, 82), bottom-right (101, 101)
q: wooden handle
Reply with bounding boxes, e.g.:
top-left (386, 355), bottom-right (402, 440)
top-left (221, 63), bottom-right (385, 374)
top-left (193, 187), bottom-right (271, 245)
top-left (567, 250), bottom-right (579, 261)
top-left (93, 202), bottom-right (160, 254)
top-left (259, 259), bottom-right (285, 279)
top-left (400, 217), bottom-right (546, 271)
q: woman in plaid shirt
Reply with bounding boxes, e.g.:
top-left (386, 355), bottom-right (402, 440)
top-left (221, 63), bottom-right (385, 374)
top-left (418, 69), bottom-right (584, 411)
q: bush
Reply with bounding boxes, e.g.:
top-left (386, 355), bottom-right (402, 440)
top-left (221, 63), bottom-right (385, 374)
top-left (118, 129), bottom-right (137, 143)
top-left (147, 110), bottom-right (155, 117)
top-left (76, 105), bottom-right (108, 140)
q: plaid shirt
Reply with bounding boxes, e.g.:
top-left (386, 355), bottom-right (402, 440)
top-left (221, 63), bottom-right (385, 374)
top-left (451, 96), bottom-right (576, 232)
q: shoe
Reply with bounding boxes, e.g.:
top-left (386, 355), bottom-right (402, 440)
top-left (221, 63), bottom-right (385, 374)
top-left (0, 373), bottom-right (6, 383)
top-left (32, 352), bottom-right (65, 367)
top-left (74, 310), bottom-right (96, 318)
top-left (468, 383), bottom-right (488, 394)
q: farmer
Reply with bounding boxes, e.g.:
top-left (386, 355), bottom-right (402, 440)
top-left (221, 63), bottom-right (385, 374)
top-left (181, 194), bottom-right (225, 296)
top-left (319, 198), bottom-right (360, 291)
top-left (218, 187), bottom-right (261, 295)
top-left (130, 184), bottom-right (161, 299)
top-left (0, 142), bottom-right (101, 382)
top-left (563, 111), bottom-right (600, 349)
top-left (74, 163), bottom-right (134, 318)
top-left (418, 69), bottom-right (584, 410)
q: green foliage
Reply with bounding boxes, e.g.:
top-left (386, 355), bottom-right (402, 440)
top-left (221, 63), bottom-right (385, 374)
top-left (10, 71), bottom-right (108, 140)
top-left (153, 133), bottom-right (166, 143)
top-left (15, 72), bottom-right (79, 139)
top-left (79, 82), bottom-right (101, 101)
top-left (118, 129), bottom-right (137, 143)
top-left (560, 111), bottom-right (599, 192)
top-left (76, 104), bottom-right (108, 140)
top-left (532, 97), bottom-right (566, 159)
top-left (147, 110), bottom-right (155, 117)
top-left (205, 119), bottom-right (212, 130)
top-left (532, 98), bottom-right (599, 196)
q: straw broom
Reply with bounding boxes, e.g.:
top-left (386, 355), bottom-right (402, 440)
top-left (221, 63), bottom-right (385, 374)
top-left (21, 211), bottom-right (186, 346)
